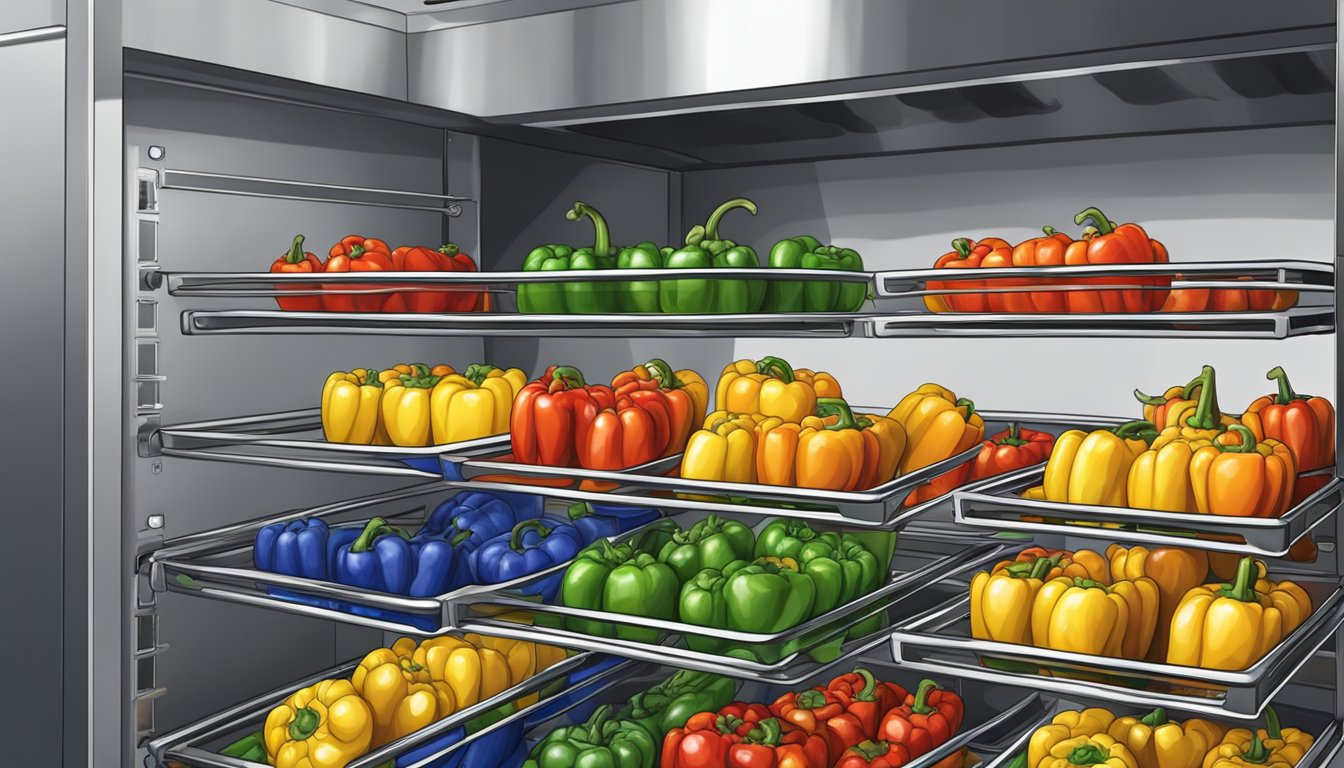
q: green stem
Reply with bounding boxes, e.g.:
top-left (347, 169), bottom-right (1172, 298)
top-left (550, 365), bottom-right (588, 389)
top-left (998, 423), bottom-right (1028, 447)
top-left (287, 706), bottom-right (321, 741)
top-left (1265, 706), bottom-right (1283, 740)
top-left (350, 517), bottom-right (411, 553)
top-left (716, 714), bottom-right (745, 735)
top-left (439, 243), bottom-right (461, 257)
top-left (910, 679), bottom-right (939, 715)
top-left (1181, 365), bottom-right (1222, 430)
top-left (586, 704), bottom-right (613, 742)
top-left (510, 519), bottom-right (550, 552)
top-left (284, 234), bottom-right (307, 264)
top-left (1042, 226), bottom-right (1057, 236)
top-left (956, 397), bottom-right (977, 421)
top-left (1133, 388), bottom-right (1170, 407)
top-left (702, 198), bottom-right (757, 242)
top-left (1218, 556), bottom-right (1259, 602)
top-left (1073, 577), bottom-right (1107, 590)
top-left (1267, 366), bottom-right (1309, 404)
top-left (644, 358), bottom-right (684, 389)
top-left (817, 397), bottom-right (862, 431)
top-left (348, 244), bottom-right (366, 260)
top-left (1027, 554), bottom-right (1058, 580)
top-left (852, 667), bottom-right (879, 702)
top-left (567, 501), bottom-right (593, 521)
top-left (1221, 424), bottom-right (1258, 454)
top-left (464, 363), bottom-right (496, 385)
top-left (1111, 420), bottom-right (1158, 444)
top-left (566, 201), bottom-right (612, 257)
top-left (451, 529), bottom-right (473, 547)
top-left (1073, 207), bottom-right (1116, 236)
top-left (744, 717), bottom-right (784, 746)
top-left (755, 356), bottom-right (796, 383)
top-left (796, 689), bottom-right (828, 709)
top-left (1068, 744), bottom-right (1110, 767)
top-left (366, 370), bottom-right (383, 389)
top-left (1140, 708), bottom-right (1168, 727)
top-left (852, 741), bottom-right (891, 761)
top-left (951, 238), bottom-right (973, 258)
top-left (1242, 733), bottom-right (1269, 764)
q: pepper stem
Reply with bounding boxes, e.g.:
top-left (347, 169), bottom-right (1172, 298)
top-left (549, 365), bottom-right (588, 390)
top-left (956, 397), bottom-right (977, 421)
top-left (702, 198), bottom-right (758, 242)
top-left (350, 517), bottom-right (411, 553)
top-left (567, 501), bottom-right (593, 521)
top-left (349, 244), bottom-right (366, 259)
top-left (644, 358), bottom-right (684, 389)
top-left (1110, 420), bottom-right (1158, 444)
top-left (1027, 555), bottom-right (1058, 580)
top-left (463, 363), bottom-right (496, 385)
top-left (1068, 744), bottom-right (1110, 767)
top-left (1133, 389), bottom-right (1170, 407)
top-left (1242, 733), bottom-right (1270, 764)
top-left (1218, 556), bottom-right (1260, 602)
top-left (566, 201), bottom-right (612, 257)
top-left (1181, 365), bottom-right (1222, 430)
top-left (1073, 577), bottom-right (1107, 590)
top-left (1267, 366), bottom-right (1308, 404)
top-left (1265, 706), bottom-right (1283, 740)
top-left (851, 741), bottom-right (891, 761)
top-left (284, 234), bottom-right (307, 264)
top-left (796, 689), bottom-right (828, 709)
top-left (853, 667), bottom-right (879, 702)
top-left (817, 398), bottom-right (862, 431)
top-left (755, 356), bottom-right (796, 383)
top-left (509, 519), bottom-right (550, 552)
top-left (910, 679), bottom-right (940, 715)
top-left (1042, 226), bottom-right (1057, 236)
top-left (1139, 708), bottom-right (1168, 727)
top-left (1221, 424), bottom-right (1258, 454)
top-left (1073, 207), bottom-right (1116, 236)
top-left (744, 717), bottom-right (784, 746)
top-left (951, 238), bottom-right (973, 258)
top-left (997, 423), bottom-right (1028, 447)
top-left (585, 704), bottom-right (613, 742)
top-left (287, 706), bottom-right (321, 741)
top-left (439, 243), bottom-right (461, 257)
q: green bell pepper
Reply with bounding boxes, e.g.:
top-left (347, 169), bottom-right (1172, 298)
top-left (559, 540), bottom-right (679, 643)
top-left (761, 235), bottom-right (868, 312)
top-left (517, 244), bottom-right (575, 314)
top-left (657, 514), bottom-right (755, 583)
top-left (754, 519), bottom-right (826, 562)
top-left (724, 557), bottom-right (816, 634)
top-left (219, 732), bottom-right (268, 762)
top-left (615, 241), bottom-right (670, 313)
top-left (677, 560), bottom-right (748, 653)
top-left (618, 669), bottom-right (737, 738)
top-left (793, 532), bottom-right (884, 661)
top-left (523, 704), bottom-right (657, 768)
top-left (517, 202), bottom-right (620, 315)
top-left (659, 198), bottom-right (764, 314)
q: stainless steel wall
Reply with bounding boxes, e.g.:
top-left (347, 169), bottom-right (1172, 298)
top-left (681, 125), bottom-right (1336, 415)
top-left (3, 0), bottom-right (61, 35)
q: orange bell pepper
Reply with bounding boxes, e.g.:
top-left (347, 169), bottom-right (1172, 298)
top-left (1062, 207), bottom-right (1170, 314)
top-left (754, 398), bottom-right (900, 491)
top-left (888, 384), bottom-right (986, 506)
top-left (1190, 424), bottom-right (1296, 518)
top-left (1160, 276), bottom-right (1295, 313)
top-left (323, 234), bottom-right (394, 313)
top-left (1009, 226), bottom-right (1074, 313)
top-left (927, 237), bottom-right (1012, 313)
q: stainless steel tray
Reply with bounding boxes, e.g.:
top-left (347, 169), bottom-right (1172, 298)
top-left (144, 648), bottom-right (620, 768)
top-left (152, 408), bottom-right (510, 478)
top-left (867, 307), bottom-right (1334, 339)
top-left (456, 528), bottom-right (1019, 683)
top-left (445, 410), bottom-right (1115, 528)
top-left (954, 465), bottom-right (1343, 557)
top-left (889, 574), bottom-right (1344, 719)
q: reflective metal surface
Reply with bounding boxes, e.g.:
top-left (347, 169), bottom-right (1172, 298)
top-left (1, 0), bottom-right (62, 36)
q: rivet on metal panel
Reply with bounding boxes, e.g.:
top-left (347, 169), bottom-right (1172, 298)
top-left (447, 204), bottom-right (463, 217)
top-left (146, 513), bottom-right (164, 528)
top-left (147, 145), bottom-right (165, 161)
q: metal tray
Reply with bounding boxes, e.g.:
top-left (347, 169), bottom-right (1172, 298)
top-left (455, 528), bottom-right (1019, 683)
top-left (889, 574), bottom-right (1344, 719)
top-left (445, 411), bottom-right (1115, 528)
top-left (867, 307), bottom-right (1334, 339)
top-left (152, 408), bottom-right (510, 478)
top-left (145, 648), bottom-right (621, 768)
top-left (954, 465), bottom-right (1344, 557)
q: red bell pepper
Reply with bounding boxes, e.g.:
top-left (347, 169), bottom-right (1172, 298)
top-left (510, 366), bottom-right (613, 467)
top-left (611, 358), bottom-right (705, 456)
top-left (662, 704), bottom-right (829, 768)
top-left (835, 740), bottom-right (913, 768)
top-left (770, 687), bottom-right (848, 761)
top-left (824, 668), bottom-right (908, 744)
top-left (323, 235), bottom-right (394, 312)
top-left (268, 234), bottom-right (324, 311)
top-left (435, 243), bottom-right (484, 312)
top-left (1063, 207), bottom-right (1171, 314)
top-left (382, 243), bottom-right (483, 314)
top-left (927, 237), bottom-right (1012, 313)
top-left (581, 392), bottom-right (670, 470)
top-left (878, 680), bottom-right (965, 759)
top-left (969, 424), bottom-right (1055, 480)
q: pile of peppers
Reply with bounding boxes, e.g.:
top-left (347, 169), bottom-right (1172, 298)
top-left (1011, 706), bottom-right (1312, 768)
top-left (969, 545), bottom-right (1313, 670)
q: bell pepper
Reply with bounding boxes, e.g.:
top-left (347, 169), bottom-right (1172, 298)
top-left (578, 385), bottom-right (678, 470)
top-left (332, 517), bottom-right (459, 598)
top-left (219, 732), bottom-right (269, 762)
top-left (878, 679), bottom-right (965, 759)
top-left (412, 635), bottom-right (513, 711)
top-left (511, 366), bottom-right (617, 467)
top-left (382, 244), bottom-right (471, 314)
top-left (1242, 365), bottom-right (1336, 500)
top-left (1189, 425), bottom-right (1296, 518)
top-left (1043, 421), bottom-right (1157, 507)
top-left (717, 357), bottom-right (842, 419)
top-left (1203, 708), bottom-right (1313, 768)
top-left (620, 669), bottom-right (738, 738)
top-left (420, 489), bottom-right (543, 547)
top-left (264, 678), bottom-right (374, 768)
top-left (726, 557), bottom-right (817, 634)
top-left (1037, 735), bottom-right (1138, 768)
top-left (1106, 545), bottom-right (1208, 662)
top-left (1061, 207), bottom-right (1170, 314)
top-left (1134, 365), bottom-right (1238, 435)
top-left (270, 234), bottom-right (325, 312)
top-left (517, 242), bottom-right (575, 315)
top-left (660, 198), bottom-right (765, 314)
top-left (925, 237), bottom-right (1014, 313)
top-left (517, 202), bottom-right (620, 315)
top-left (681, 413), bottom-right (762, 483)
top-left (1106, 708), bottom-right (1213, 768)
top-left (970, 553), bottom-right (1056, 645)
top-left (471, 518), bottom-right (587, 601)
top-left (321, 368), bottom-right (386, 445)
top-left (677, 560), bottom-right (742, 653)
top-left (256, 518), bottom-right (332, 582)
top-left (1127, 382), bottom-right (1246, 514)
top-left (1006, 227), bottom-right (1075, 313)
top-left (560, 540), bottom-right (680, 642)
top-left (323, 235), bottom-right (395, 313)
top-left (658, 514), bottom-right (755, 583)
top-left (988, 547), bottom-right (1111, 583)
top-left (524, 704), bottom-right (658, 768)
top-left (351, 638), bottom-right (456, 747)
top-left (662, 705), bottom-right (831, 768)
top-left (1030, 710), bottom-right (1121, 768)
top-left (822, 667), bottom-right (909, 744)
top-left (380, 368), bottom-right (443, 447)
top-left (971, 424), bottom-right (1056, 480)
top-left (611, 359), bottom-right (710, 454)
top-left (756, 399), bottom-right (902, 491)
top-left (763, 235), bottom-right (867, 312)
top-left (888, 384), bottom-right (985, 506)
top-left (615, 241), bottom-right (670, 313)
top-left (836, 740), bottom-right (914, 768)
top-left (1159, 276), bottom-right (1294, 314)
top-left (1032, 575), bottom-right (1159, 658)
top-left (1167, 556), bottom-right (1312, 670)
top-left (430, 364), bottom-right (527, 443)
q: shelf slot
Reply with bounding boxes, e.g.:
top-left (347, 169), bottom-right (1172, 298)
top-left (159, 168), bottom-right (471, 216)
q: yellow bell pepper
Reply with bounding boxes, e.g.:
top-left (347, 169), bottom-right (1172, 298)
top-left (412, 636), bottom-right (513, 710)
top-left (321, 369), bottom-right (387, 445)
top-left (1167, 556), bottom-right (1312, 670)
top-left (1203, 708), bottom-right (1312, 768)
top-left (1038, 734), bottom-right (1138, 768)
top-left (716, 356), bottom-right (839, 422)
top-left (888, 383), bottom-right (986, 474)
top-left (265, 678), bottom-right (373, 768)
top-left (971, 553), bottom-right (1056, 645)
top-left (429, 364), bottom-right (526, 444)
top-left (1107, 708), bottom-right (1213, 768)
top-left (1033, 576), bottom-right (1158, 658)
top-left (1030, 710), bottom-right (1120, 768)
top-left (680, 413), bottom-right (761, 483)
top-left (988, 548), bottom-right (1110, 584)
top-left (1107, 545), bottom-right (1208, 662)
top-left (350, 638), bottom-right (456, 747)
top-left (1135, 366), bottom-right (1239, 434)
top-left (1044, 421), bottom-right (1157, 507)
top-left (462, 633), bottom-right (568, 707)
top-left (1189, 425), bottom-right (1296, 519)
top-left (380, 370), bottom-right (444, 447)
